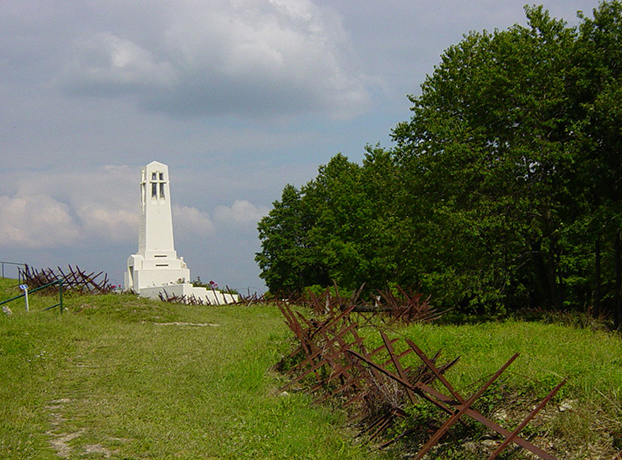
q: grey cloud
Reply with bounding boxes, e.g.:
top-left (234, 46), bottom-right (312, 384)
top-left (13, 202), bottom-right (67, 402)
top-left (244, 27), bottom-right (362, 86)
top-left (60, 32), bottom-right (178, 97)
top-left (57, 0), bottom-right (371, 120)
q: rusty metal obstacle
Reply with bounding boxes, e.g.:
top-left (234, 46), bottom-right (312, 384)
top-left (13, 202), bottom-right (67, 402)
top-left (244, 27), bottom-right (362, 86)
top-left (275, 291), bottom-right (567, 459)
top-left (20, 265), bottom-right (114, 294)
top-left (349, 334), bottom-right (566, 459)
top-left (295, 284), bottom-right (443, 324)
top-left (158, 290), bottom-right (210, 305)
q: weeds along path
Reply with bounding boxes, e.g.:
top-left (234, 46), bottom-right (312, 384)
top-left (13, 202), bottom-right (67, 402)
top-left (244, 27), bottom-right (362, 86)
top-left (1, 295), bottom-right (387, 460)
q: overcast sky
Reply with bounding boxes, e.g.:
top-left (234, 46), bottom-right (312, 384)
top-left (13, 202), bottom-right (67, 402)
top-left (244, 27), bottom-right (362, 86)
top-left (0, 0), bottom-right (599, 292)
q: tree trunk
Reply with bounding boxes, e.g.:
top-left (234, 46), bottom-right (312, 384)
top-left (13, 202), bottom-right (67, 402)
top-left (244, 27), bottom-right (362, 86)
top-left (546, 238), bottom-right (563, 310)
top-left (614, 231), bottom-right (622, 329)
top-left (594, 237), bottom-right (601, 317)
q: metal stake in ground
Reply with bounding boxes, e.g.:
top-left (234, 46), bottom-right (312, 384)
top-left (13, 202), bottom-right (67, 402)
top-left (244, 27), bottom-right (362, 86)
top-left (19, 284), bottom-right (29, 312)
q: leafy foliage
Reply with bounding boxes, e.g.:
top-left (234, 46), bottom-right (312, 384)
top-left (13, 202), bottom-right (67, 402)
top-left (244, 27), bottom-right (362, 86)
top-left (257, 2), bottom-right (622, 321)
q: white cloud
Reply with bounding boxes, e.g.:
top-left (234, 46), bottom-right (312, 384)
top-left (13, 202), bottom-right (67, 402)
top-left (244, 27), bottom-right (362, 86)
top-left (0, 166), bottom-right (139, 249)
top-left (214, 200), bottom-right (269, 225)
top-left (0, 193), bottom-right (139, 250)
top-left (57, 0), bottom-right (370, 119)
top-left (172, 205), bottom-right (215, 237)
top-left (0, 194), bottom-right (81, 249)
top-left (75, 203), bottom-right (138, 243)
top-left (0, 167), bottom-right (270, 252)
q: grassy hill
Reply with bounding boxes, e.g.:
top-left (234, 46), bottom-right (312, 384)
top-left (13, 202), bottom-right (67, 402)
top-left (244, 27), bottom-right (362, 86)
top-left (1, 279), bottom-right (621, 459)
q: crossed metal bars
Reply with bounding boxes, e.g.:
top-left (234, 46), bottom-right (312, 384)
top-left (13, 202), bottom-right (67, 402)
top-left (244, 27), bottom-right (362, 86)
top-left (350, 332), bottom-right (566, 459)
top-left (277, 301), bottom-right (363, 395)
top-left (300, 284), bottom-right (443, 325)
top-left (20, 264), bottom-right (114, 294)
top-left (277, 301), bottom-right (454, 435)
top-left (277, 300), bottom-right (566, 459)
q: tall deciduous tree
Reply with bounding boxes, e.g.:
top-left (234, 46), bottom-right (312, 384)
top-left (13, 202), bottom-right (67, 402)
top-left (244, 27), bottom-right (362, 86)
top-left (257, 2), bottom-right (622, 322)
top-left (575, 1), bottom-right (622, 325)
top-left (392, 6), bottom-right (579, 312)
top-left (257, 152), bottom-right (403, 294)
top-left (256, 184), bottom-right (329, 293)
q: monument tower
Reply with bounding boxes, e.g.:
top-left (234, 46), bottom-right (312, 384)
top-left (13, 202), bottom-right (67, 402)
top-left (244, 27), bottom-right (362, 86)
top-left (124, 161), bottom-right (237, 304)
top-left (124, 161), bottom-right (190, 291)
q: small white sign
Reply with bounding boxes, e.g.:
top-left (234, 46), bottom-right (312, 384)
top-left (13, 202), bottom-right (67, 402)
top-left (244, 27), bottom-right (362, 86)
top-left (19, 285), bottom-right (29, 312)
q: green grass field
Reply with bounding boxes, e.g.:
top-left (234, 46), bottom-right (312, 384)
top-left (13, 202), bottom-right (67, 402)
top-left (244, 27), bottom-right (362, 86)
top-left (1, 279), bottom-right (621, 459)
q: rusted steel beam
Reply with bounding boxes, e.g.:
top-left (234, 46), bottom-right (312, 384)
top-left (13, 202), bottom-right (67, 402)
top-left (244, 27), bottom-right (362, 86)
top-left (487, 378), bottom-right (567, 459)
top-left (350, 347), bottom-right (558, 459)
top-left (376, 427), bottom-right (415, 449)
top-left (380, 331), bottom-right (419, 406)
top-left (412, 353), bottom-right (520, 459)
top-left (21, 265), bottom-right (112, 293)
top-left (368, 410), bottom-right (401, 441)
top-left (276, 296), bottom-right (564, 459)
top-left (280, 304), bottom-right (364, 393)
top-left (405, 337), bottom-right (464, 404)
top-left (467, 409), bottom-right (559, 460)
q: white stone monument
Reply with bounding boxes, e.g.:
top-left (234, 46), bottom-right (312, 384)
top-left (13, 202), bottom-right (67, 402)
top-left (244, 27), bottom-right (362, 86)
top-left (124, 161), bottom-right (238, 304)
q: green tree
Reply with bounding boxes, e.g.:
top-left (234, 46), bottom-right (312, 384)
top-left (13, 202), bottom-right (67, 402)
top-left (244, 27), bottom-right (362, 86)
top-left (391, 6), bottom-right (580, 312)
top-left (256, 184), bottom-right (329, 293)
top-left (256, 152), bottom-right (403, 295)
top-left (574, 1), bottom-right (622, 324)
top-left (303, 152), bottom-right (402, 292)
top-left (257, 2), bottom-right (622, 320)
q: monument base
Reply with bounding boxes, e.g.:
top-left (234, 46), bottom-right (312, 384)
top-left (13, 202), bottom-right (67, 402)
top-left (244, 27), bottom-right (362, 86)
top-left (138, 283), bottom-right (239, 305)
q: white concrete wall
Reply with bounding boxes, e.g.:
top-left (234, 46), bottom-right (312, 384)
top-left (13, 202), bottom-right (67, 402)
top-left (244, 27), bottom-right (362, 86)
top-left (140, 283), bottom-right (239, 305)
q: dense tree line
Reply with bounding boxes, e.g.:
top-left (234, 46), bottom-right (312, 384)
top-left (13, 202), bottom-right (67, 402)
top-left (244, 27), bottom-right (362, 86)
top-left (256, 2), bottom-right (622, 322)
